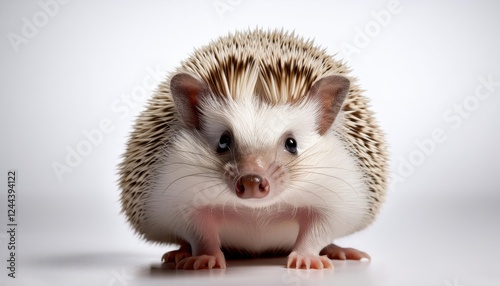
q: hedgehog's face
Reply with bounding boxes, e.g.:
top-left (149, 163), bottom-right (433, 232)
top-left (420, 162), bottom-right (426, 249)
top-left (199, 95), bottom-right (322, 204)
top-left (168, 73), bottom-right (350, 208)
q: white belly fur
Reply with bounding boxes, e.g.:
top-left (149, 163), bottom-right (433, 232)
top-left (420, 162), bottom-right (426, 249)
top-left (218, 215), bottom-right (299, 253)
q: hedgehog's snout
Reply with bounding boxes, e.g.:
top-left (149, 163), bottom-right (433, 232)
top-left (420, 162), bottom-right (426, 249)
top-left (235, 174), bottom-right (270, 199)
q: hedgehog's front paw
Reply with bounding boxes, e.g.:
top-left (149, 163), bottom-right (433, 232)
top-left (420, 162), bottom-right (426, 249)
top-left (320, 244), bottom-right (371, 261)
top-left (176, 252), bottom-right (226, 270)
top-left (286, 251), bottom-right (333, 269)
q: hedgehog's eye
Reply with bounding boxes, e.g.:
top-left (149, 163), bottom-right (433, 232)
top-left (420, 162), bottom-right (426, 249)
top-left (217, 132), bottom-right (231, 153)
top-left (285, 137), bottom-right (297, 154)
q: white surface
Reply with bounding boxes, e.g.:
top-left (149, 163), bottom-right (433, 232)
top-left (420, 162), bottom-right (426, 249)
top-left (1, 0), bottom-right (499, 285)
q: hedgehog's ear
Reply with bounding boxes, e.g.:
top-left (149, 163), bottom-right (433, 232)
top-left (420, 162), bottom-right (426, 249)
top-left (308, 75), bottom-right (350, 135)
top-left (170, 73), bottom-right (209, 129)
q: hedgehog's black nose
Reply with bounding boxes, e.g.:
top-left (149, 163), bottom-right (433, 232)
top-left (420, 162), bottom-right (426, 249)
top-left (235, 174), bottom-right (270, 199)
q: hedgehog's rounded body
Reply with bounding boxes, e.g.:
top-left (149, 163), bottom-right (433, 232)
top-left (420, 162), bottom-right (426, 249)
top-left (119, 29), bottom-right (388, 269)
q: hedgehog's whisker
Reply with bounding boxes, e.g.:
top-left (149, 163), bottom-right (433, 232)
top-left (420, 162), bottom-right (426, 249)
top-left (289, 168), bottom-right (358, 199)
top-left (190, 181), bottom-right (228, 203)
top-left (287, 184), bottom-right (329, 206)
top-left (178, 179), bottom-right (226, 194)
top-left (162, 173), bottom-right (221, 195)
top-left (284, 148), bottom-right (329, 168)
top-left (289, 169), bottom-right (358, 197)
top-left (289, 179), bottom-right (343, 202)
top-left (301, 165), bottom-right (358, 172)
top-left (214, 185), bottom-right (230, 200)
top-left (161, 141), bottom-right (223, 167)
top-left (228, 146), bottom-right (241, 176)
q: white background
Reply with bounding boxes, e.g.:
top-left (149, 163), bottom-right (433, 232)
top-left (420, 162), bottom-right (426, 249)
top-left (1, 0), bottom-right (499, 285)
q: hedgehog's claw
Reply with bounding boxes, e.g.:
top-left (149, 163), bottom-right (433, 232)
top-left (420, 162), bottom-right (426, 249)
top-left (176, 253), bottom-right (226, 270)
top-left (162, 242), bottom-right (192, 264)
top-left (162, 249), bottom-right (192, 264)
top-left (287, 251), bottom-right (333, 269)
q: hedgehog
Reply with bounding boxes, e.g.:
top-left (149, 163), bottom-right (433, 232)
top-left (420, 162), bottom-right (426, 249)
top-left (118, 29), bottom-right (388, 270)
